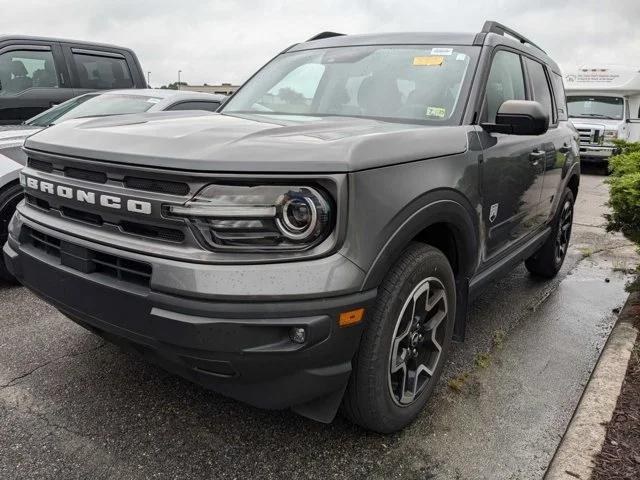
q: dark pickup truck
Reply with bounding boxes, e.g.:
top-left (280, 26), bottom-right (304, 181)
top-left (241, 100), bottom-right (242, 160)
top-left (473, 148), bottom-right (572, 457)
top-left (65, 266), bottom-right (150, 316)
top-left (0, 35), bottom-right (146, 124)
top-left (4, 22), bottom-right (580, 433)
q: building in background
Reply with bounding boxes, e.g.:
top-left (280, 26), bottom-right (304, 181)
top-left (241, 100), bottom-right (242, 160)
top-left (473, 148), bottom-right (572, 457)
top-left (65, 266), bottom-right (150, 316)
top-left (180, 83), bottom-right (239, 95)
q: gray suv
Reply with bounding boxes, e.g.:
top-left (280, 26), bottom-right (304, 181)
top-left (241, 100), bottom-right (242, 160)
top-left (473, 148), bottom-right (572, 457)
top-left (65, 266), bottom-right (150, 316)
top-left (3, 22), bottom-right (580, 433)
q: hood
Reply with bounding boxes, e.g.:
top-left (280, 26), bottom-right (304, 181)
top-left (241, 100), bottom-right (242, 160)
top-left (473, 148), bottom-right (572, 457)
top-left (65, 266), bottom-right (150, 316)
top-left (569, 118), bottom-right (622, 131)
top-left (0, 126), bottom-right (41, 144)
top-left (24, 111), bottom-right (468, 173)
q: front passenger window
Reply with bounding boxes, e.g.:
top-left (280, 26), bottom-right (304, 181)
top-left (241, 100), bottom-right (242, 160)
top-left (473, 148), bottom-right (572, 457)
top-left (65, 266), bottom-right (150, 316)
top-left (484, 51), bottom-right (526, 123)
top-left (0, 49), bottom-right (59, 95)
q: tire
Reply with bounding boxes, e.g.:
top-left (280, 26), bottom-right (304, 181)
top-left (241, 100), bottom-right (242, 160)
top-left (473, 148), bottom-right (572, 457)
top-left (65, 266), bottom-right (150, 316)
top-left (0, 182), bottom-right (23, 284)
top-left (525, 188), bottom-right (574, 279)
top-left (342, 243), bottom-right (456, 433)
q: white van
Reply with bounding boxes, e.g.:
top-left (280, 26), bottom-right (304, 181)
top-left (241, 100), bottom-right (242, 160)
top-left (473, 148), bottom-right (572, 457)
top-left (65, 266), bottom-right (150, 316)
top-left (564, 65), bottom-right (640, 162)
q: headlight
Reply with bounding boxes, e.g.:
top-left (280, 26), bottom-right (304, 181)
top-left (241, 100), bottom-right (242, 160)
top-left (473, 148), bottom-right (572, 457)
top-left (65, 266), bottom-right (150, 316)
top-left (603, 130), bottom-right (619, 142)
top-left (167, 184), bottom-right (333, 251)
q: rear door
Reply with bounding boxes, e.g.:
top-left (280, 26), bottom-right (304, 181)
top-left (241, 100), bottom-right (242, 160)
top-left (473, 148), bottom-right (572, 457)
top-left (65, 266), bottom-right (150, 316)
top-left (61, 44), bottom-right (142, 95)
top-left (0, 41), bottom-right (73, 124)
top-left (524, 58), bottom-right (569, 220)
top-left (477, 49), bottom-right (546, 262)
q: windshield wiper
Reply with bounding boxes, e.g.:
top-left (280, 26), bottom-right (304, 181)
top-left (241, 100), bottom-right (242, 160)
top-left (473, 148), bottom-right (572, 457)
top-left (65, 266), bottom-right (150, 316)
top-left (575, 113), bottom-right (618, 120)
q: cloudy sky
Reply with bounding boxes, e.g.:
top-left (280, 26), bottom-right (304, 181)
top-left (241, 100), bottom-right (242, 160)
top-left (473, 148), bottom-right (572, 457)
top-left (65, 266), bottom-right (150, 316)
top-left (2, 0), bottom-right (639, 87)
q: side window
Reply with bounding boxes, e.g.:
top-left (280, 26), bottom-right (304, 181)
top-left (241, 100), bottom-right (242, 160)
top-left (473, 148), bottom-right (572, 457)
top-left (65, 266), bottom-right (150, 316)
top-left (550, 72), bottom-right (568, 121)
top-left (257, 63), bottom-right (325, 113)
top-left (484, 50), bottom-right (526, 123)
top-left (72, 53), bottom-right (133, 89)
top-left (0, 49), bottom-right (59, 95)
top-left (525, 58), bottom-right (554, 123)
top-left (168, 101), bottom-right (221, 112)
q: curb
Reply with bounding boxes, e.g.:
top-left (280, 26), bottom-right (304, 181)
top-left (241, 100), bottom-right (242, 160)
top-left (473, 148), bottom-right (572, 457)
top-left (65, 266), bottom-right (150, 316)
top-left (545, 290), bottom-right (640, 480)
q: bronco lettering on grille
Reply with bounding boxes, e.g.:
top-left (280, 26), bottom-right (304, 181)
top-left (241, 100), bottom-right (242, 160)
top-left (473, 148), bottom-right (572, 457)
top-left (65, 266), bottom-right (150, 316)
top-left (22, 175), bottom-right (152, 215)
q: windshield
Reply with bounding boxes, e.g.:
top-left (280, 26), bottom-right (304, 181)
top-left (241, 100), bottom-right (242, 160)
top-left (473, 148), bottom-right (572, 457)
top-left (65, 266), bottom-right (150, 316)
top-left (222, 45), bottom-right (479, 124)
top-left (567, 96), bottom-right (624, 120)
top-left (25, 93), bottom-right (163, 127)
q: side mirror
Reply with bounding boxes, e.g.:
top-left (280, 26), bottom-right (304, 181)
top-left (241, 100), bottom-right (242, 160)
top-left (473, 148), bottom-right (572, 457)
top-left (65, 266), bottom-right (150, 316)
top-left (482, 100), bottom-right (549, 135)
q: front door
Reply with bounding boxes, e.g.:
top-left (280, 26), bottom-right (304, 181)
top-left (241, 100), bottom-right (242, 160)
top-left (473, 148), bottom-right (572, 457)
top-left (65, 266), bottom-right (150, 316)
top-left (0, 43), bottom-right (74, 124)
top-left (478, 49), bottom-right (546, 262)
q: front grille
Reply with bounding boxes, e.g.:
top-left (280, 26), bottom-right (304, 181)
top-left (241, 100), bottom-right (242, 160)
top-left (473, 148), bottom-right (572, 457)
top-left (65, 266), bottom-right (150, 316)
top-left (61, 206), bottom-right (103, 225)
top-left (25, 196), bottom-right (184, 243)
top-left (65, 167), bottom-right (107, 184)
top-left (25, 194), bottom-right (50, 210)
top-left (27, 158), bottom-right (53, 173)
top-left (25, 226), bottom-right (152, 287)
top-left (27, 158), bottom-right (190, 196)
top-left (124, 176), bottom-right (190, 196)
top-left (120, 221), bottom-right (185, 242)
top-left (577, 127), bottom-right (602, 147)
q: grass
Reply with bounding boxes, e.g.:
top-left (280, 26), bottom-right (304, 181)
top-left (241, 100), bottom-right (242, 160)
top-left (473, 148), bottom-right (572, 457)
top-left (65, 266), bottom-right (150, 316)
top-left (448, 372), bottom-right (470, 392)
top-left (579, 247), bottom-right (594, 258)
top-left (474, 352), bottom-right (491, 369)
top-left (492, 329), bottom-right (506, 349)
top-left (448, 328), bottom-right (508, 393)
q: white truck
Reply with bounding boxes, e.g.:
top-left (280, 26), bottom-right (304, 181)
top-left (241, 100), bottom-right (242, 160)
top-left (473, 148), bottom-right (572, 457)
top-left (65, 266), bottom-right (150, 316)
top-left (564, 65), bottom-right (640, 162)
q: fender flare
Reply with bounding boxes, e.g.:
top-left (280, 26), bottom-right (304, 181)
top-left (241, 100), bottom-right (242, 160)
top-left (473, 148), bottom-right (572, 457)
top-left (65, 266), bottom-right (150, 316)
top-left (362, 189), bottom-right (479, 291)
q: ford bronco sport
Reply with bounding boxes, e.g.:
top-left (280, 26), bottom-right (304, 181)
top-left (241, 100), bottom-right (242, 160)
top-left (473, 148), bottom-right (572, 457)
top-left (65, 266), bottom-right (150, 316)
top-left (3, 22), bottom-right (580, 433)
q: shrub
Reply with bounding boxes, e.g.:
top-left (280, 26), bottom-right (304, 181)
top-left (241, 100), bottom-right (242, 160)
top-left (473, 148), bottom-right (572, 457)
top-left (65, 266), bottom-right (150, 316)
top-left (606, 140), bottom-right (640, 246)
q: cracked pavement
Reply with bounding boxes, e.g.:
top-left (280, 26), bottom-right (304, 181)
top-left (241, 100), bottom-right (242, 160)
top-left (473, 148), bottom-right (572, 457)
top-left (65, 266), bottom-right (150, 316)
top-left (0, 170), bottom-right (638, 480)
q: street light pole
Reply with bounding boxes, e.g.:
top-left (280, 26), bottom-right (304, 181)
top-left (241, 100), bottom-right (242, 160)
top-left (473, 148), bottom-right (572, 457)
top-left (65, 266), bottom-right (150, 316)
top-left (178, 70), bottom-right (182, 90)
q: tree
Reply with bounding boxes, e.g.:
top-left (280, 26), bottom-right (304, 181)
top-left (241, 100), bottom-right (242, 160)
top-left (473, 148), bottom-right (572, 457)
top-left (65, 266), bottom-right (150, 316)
top-left (159, 82), bottom-right (188, 90)
top-left (606, 140), bottom-right (640, 247)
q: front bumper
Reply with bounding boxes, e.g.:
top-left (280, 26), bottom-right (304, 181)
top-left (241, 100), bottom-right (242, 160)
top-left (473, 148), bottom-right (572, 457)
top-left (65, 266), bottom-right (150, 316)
top-left (579, 145), bottom-right (618, 161)
top-left (4, 211), bottom-right (376, 420)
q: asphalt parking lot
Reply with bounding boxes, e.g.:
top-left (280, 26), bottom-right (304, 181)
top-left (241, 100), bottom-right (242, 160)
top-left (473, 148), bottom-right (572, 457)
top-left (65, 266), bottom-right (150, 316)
top-left (0, 169), bottom-right (637, 480)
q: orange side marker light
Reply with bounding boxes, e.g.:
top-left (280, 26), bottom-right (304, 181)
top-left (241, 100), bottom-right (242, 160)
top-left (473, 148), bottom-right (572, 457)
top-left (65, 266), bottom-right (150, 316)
top-left (339, 308), bottom-right (365, 328)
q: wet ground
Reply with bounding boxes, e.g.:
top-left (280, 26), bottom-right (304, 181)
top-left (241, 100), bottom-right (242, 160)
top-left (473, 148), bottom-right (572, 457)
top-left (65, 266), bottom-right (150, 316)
top-left (1, 169), bottom-right (637, 480)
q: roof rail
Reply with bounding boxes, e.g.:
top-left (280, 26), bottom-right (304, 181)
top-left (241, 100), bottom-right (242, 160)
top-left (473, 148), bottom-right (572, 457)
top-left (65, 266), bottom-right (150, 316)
top-left (306, 31), bottom-right (345, 42)
top-left (480, 21), bottom-right (546, 53)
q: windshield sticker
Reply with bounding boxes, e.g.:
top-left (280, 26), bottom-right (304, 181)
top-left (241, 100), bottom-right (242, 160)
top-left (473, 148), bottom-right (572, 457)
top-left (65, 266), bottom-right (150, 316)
top-left (456, 53), bottom-right (467, 61)
top-left (426, 106), bottom-right (446, 118)
top-left (146, 98), bottom-right (161, 104)
top-left (430, 47), bottom-right (453, 56)
top-left (413, 56), bottom-right (444, 66)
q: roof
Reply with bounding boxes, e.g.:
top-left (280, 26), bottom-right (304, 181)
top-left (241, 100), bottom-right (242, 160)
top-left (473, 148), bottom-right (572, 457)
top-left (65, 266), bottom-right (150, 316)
top-left (0, 35), bottom-right (133, 52)
top-left (288, 32), bottom-right (478, 51)
top-left (287, 29), bottom-right (560, 74)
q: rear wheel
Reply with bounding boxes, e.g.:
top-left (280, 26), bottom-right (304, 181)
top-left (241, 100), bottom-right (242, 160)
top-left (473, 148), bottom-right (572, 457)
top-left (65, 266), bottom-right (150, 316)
top-left (525, 188), bottom-right (574, 278)
top-left (342, 243), bottom-right (456, 433)
top-left (0, 182), bottom-right (23, 284)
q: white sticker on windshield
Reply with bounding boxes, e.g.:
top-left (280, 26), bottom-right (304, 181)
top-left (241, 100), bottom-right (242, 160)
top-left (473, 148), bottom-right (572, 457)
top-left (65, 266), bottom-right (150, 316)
top-left (146, 98), bottom-right (161, 104)
top-left (431, 47), bottom-right (453, 56)
top-left (456, 53), bottom-right (467, 61)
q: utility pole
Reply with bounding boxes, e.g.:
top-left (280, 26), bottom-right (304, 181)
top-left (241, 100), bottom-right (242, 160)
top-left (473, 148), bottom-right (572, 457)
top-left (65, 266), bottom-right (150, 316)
top-left (147, 71), bottom-right (151, 88)
top-left (178, 70), bottom-right (182, 90)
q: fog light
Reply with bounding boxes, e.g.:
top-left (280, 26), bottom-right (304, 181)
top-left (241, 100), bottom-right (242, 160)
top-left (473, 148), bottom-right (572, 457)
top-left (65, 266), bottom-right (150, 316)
top-left (289, 327), bottom-right (306, 344)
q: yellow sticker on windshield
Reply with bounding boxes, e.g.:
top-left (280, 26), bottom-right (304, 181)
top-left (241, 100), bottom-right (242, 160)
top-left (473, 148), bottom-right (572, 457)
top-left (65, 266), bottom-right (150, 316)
top-left (426, 106), bottom-right (446, 118)
top-left (413, 56), bottom-right (444, 66)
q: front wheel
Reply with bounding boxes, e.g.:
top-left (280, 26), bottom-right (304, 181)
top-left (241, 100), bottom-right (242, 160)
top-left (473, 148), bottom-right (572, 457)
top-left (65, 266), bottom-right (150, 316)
top-left (342, 243), bottom-right (456, 433)
top-left (525, 188), bottom-right (574, 278)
